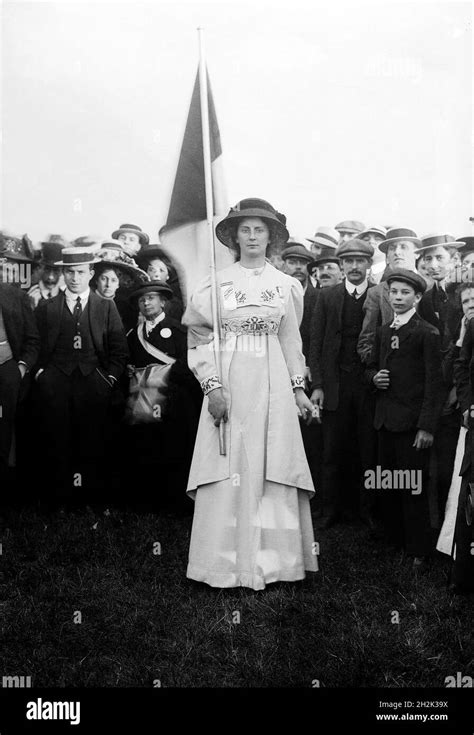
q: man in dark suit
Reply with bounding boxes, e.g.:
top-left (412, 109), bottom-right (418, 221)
top-left (309, 239), bottom-right (377, 528)
top-left (417, 234), bottom-right (463, 529)
top-left (35, 246), bottom-right (129, 503)
top-left (0, 282), bottom-right (40, 485)
top-left (282, 242), bottom-right (322, 498)
top-left (366, 269), bottom-right (444, 567)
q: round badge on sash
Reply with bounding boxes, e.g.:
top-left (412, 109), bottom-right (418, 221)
top-left (160, 328), bottom-right (172, 339)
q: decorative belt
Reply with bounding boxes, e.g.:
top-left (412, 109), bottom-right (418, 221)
top-left (221, 316), bottom-right (281, 335)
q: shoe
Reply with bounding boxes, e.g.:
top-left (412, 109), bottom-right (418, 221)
top-left (412, 556), bottom-right (430, 572)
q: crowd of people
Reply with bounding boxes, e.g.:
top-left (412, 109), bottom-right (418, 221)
top-left (0, 207), bottom-right (473, 594)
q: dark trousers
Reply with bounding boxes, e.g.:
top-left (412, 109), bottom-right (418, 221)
top-left (432, 410), bottom-right (461, 527)
top-left (377, 428), bottom-right (432, 556)
top-left (452, 474), bottom-right (474, 591)
top-left (35, 365), bottom-right (112, 500)
top-left (322, 370), bottom-right (376, 516)
top-left (0, 359), bottom-right (21, 466)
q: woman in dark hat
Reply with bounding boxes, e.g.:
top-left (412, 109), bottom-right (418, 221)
top-left (183, 197), bottom-right (319, 590)
top-left (124, 281), bottom-right (201, 513)
top-left (136, 243), bottom-right (185, 321)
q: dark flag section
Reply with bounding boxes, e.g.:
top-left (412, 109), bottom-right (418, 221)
top-left (162, 69), bottom-right (222, 232)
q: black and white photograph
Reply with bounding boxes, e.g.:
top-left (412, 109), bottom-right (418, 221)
top-left (0, 0), bottom-right (472, 730)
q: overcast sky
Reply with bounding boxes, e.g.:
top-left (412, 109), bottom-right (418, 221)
top-left (1, 0), bottom-right (472, 245)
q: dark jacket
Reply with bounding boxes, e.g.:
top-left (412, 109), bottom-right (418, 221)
top-left (453, 317), bottom-right (474, 416)
top-left (365, 312), bottom-right (444, 434)
top-left (35, 290), bottom-right (129, 379)
top-left (309, 281), bottom-right (372, 410)
top-left (418, 282), bottom-right (462, 350)
top-left (0, 283), bottom-right (40, 369)
top-left (300, 282), bottom-right (319, 360)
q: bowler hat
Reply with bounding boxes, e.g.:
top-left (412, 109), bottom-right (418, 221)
top-left (335, 220), bottom-right (365, 235)
top-left (281, 244), bottom-right (313, 262)
top-left (336, 239), bottom-right (374, 259)
top-left (386, 268), bottom-right (427, 294)
top-left (415, 233), bottom-right (460, 255)
top-left (379, 227), bottom-right (421, 254)
top-left (457, 236), bottom-right (474, 256)
top-left (111, 223), bottom-right (149, 246)
top-left (306, 226), bottom-right (339, 249)
top-left (215, 198), bottom-right (289, 248)
top-left (39, 235), bottom-right (69, 267)
top-left (129, 280), bottom-right (173, 302)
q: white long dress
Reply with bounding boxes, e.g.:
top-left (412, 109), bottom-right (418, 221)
top-left (183, 261), bottom-right (318, 590)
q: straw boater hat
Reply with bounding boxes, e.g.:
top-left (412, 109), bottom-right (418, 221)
top-left (306, 226), bottom-right (339, 249)
top-left (415, 233), bottom-right (460, 256)
top-left (55, 245), bottom-right (101, 266)
top-left (359, 225), bottom-right (387, 240)
top-left (379, 227), bottom-right (421, 254)
top-left (94, 239), bottom-right (149, 285)
top-left (215, 198), bottom-right (289, 248)
top-left (335, 220), bottom-right (365, 236)
top-left (111, 223), bottom-right (149, 246)
top-left (128, 280), bottom-right (174, 302)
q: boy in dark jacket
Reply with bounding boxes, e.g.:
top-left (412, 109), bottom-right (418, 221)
top-left (366, 269), bottom-right (444, 567)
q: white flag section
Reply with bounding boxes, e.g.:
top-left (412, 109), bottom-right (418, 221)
top-left (159, 69), bottom-right (233, 303)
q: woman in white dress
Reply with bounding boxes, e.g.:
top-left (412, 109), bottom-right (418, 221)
top-left (183, 198), bottom-right (319, 590)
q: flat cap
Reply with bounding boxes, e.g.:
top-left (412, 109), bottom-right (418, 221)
top-left (336, 238), bottom-right (374, 259)
top-left (386, 268), bottom-right (427, 294)
top-left (335, 220), bottom-right (365, 234)
top-left (281, 244), bottom-right (313, 262)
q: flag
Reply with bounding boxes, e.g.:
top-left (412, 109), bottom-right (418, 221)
top-left (159, 68), bottom-right (232, 301)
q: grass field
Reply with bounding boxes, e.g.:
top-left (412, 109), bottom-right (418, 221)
top-left (0, 504), bottom-right (472, 689)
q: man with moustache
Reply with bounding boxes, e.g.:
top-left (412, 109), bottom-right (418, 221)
top-left (313, 254), bottom-right (343, 290)
top-left (309, 239), bottom-right (377, 528)
top-left (359, 225), bottom-right (387, 284)
top-left (27, 236), bottom-right (67, 308)
top-left (282, 242), bottom-right (322, 495)
top-left (357, 228), bottom-right (421, 366)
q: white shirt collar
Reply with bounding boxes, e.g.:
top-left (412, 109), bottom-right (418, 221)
top-left (145, 311), bottom-right (166, 334)
top-left (344, 278), bottom-right (369, 297)
top-left (65, 287), bottom-right (90, 303)
top-left (390, 307), bottom-right (416, 328)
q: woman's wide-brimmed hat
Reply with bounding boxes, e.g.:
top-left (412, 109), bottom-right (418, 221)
top-left (215, 198), bottom-right (289, 248)
top-left (111, 223), bottom-right (149, 246)
top-left (94, 239), bottom-right (149, 284)
top-left (0, 233), bottom-right (36, 263)
top-left (128, 280), bottom-right (174, 302)
top-left (135, 242), bottom-right (171, 270)
top-left (379, 227), bottom-right (421, 254)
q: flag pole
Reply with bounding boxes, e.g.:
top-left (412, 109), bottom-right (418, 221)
top-left (197, 27), bottom-right (226, 455)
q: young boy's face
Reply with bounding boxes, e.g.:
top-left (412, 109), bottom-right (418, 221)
top-left (388, 280), bottom-right (422, 314)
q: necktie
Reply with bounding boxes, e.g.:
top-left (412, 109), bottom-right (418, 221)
top-left (390, 315), bottom-right (401, 330)
top-left (47, 292), bottom-right (52, 299)
top-left (351, 288), bottom-right (358, 300)
top-left (73, 296), bottom-right (82, 334)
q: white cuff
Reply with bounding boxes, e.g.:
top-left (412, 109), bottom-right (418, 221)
top-left (291, 374), bottom-right (305, 390)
